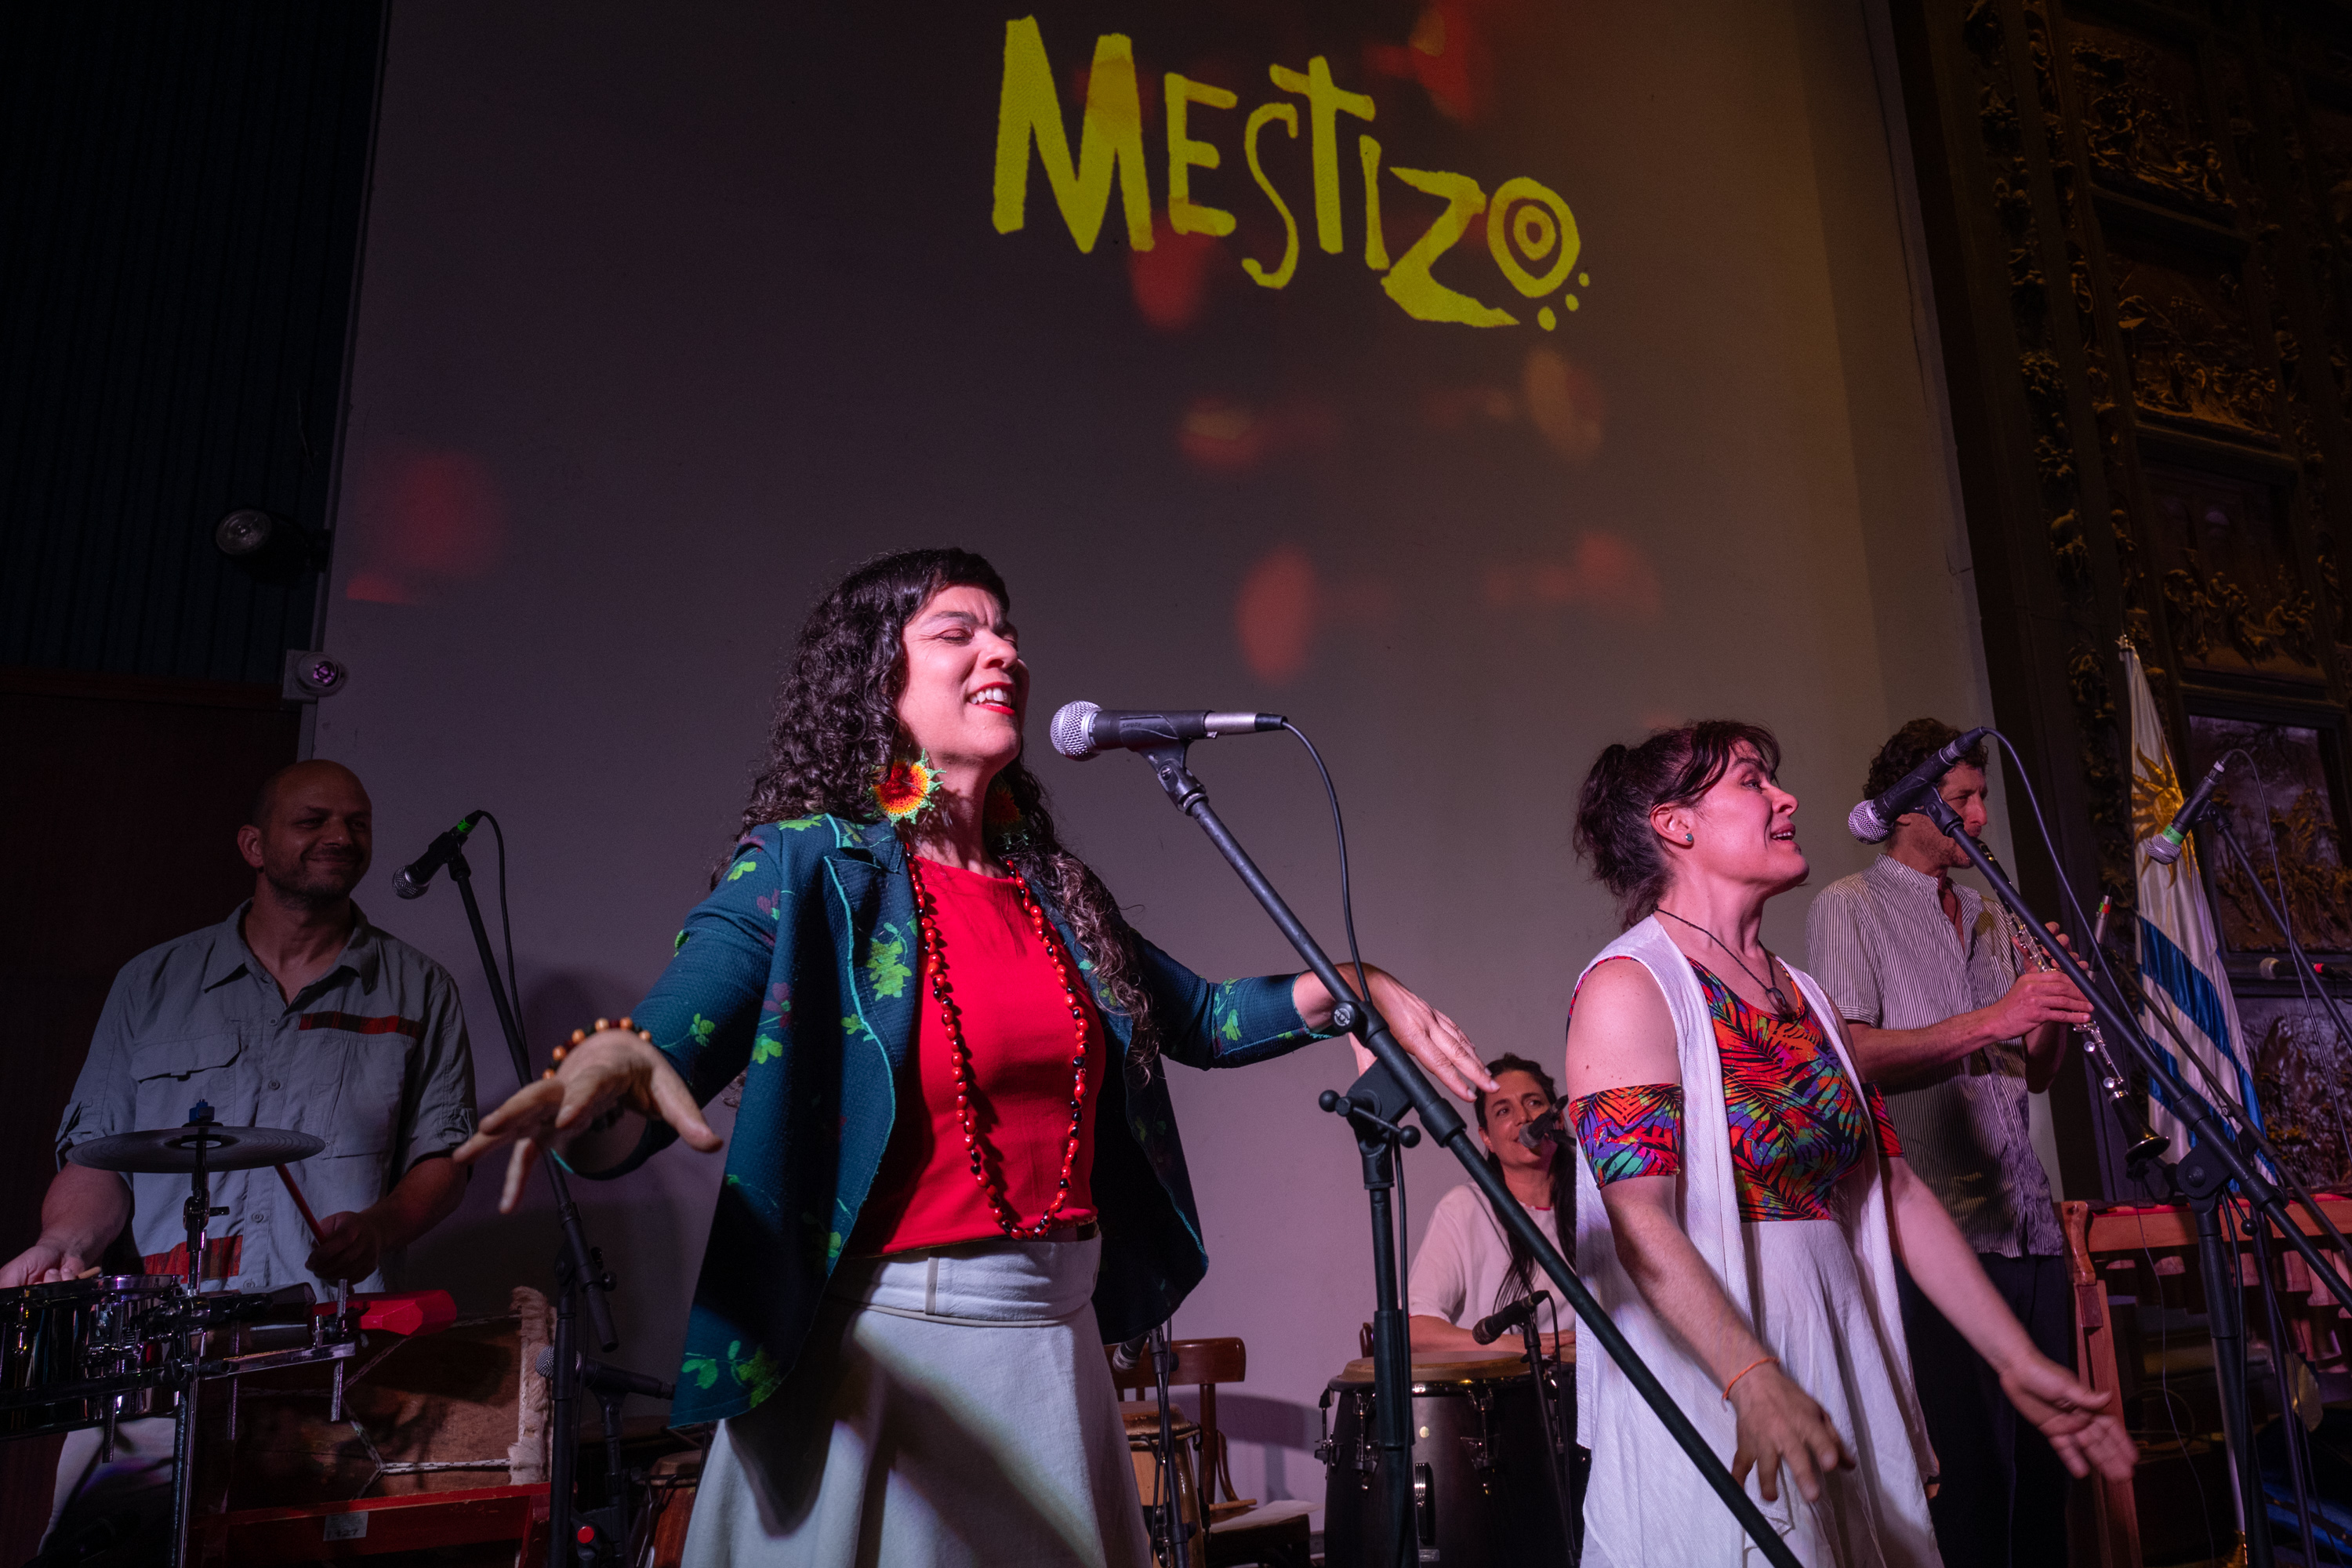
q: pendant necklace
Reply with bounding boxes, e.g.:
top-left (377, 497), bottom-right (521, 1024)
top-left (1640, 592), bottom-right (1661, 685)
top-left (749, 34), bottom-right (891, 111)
top-left (1655, 907), bottom-right (1798, 1022)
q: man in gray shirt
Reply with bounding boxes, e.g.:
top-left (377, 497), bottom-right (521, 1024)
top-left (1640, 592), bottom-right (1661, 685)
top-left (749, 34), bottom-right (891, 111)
top-left (1807, 719), bottom-right (2092, 1568)
top-left (5, 759), bottom-right (477, 1559)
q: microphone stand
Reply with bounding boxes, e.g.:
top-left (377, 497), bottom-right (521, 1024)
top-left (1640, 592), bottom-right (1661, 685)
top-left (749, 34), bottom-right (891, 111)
top-left (1131, 743), bottom-right (1804, 1568)
top-left (1916, 791), bottom-right (2352, 1568)
top-left (443, 848), bottom-right (626, 1566)
top-left (1505, 1290), bottom-right (1581, 1564)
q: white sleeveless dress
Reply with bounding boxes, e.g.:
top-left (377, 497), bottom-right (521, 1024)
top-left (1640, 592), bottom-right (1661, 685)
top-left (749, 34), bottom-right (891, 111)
top-left (1572, 918), bottom-right (1941, 1567)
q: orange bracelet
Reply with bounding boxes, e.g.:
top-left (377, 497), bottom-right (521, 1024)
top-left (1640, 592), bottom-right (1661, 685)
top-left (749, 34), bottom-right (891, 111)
top-left (1721, 1355), bottom-right (1778, 1402)
top-left (546, 1016), bottom-right (652, 1077)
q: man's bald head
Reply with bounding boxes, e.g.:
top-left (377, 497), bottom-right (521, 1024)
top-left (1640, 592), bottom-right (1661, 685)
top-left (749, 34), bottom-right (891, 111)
top-left (240, 761), bottom-right (373, 910)
top-left (249, 760), bottom-right (368, 831)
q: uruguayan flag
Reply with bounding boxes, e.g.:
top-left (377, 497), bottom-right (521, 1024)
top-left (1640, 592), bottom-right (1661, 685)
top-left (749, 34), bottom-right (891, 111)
top-left (2122, 637), bottom-right (2263, 1148)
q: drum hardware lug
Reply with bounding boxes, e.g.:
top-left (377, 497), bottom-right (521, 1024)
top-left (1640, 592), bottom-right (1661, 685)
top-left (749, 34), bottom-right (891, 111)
top-left (331, 1355), bottom-right (346, 1425)
top-left (1414, 1461), bottom-right (1437, 1547)
top-left (100, 1406), bottom-right (116, 1464)
top-left (1462, 1383), bottom-right (1500, 1488)
top-left (1313, 1387), bottom-right (1334, 1466)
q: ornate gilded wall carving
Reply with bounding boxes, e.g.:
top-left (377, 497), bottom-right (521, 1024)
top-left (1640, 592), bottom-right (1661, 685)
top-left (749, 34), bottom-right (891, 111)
top-left (2067, 20), bottom-right (2234, 216)
top-left (2110, 247), bottom-right (2280, 434)
top-left (1902, 0), bottom-right (2352, 1192)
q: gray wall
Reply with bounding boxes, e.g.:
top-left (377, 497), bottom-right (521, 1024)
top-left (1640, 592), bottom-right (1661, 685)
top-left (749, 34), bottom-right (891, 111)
top-left (320, 0), bottom-right (2003, 1514)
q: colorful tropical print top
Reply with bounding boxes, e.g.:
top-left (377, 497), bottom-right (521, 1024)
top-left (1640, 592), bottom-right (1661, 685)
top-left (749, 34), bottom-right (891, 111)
top-left (1571, 958), bottom-right (1901, 1221)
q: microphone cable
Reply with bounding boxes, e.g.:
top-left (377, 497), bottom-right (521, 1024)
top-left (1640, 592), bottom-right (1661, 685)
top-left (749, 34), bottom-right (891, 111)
top-left (1283, 719), bottom-right (1420, 1432)
top-left (480, 811), bottom-right (529, 1059)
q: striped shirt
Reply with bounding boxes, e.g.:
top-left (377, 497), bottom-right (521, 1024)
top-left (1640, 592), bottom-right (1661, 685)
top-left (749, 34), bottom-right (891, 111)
top-left (1805, 855), bottom-right (2061, 1258)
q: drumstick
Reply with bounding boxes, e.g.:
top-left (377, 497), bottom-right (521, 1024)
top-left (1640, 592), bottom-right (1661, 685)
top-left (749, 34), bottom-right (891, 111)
top-left (274, 1163), bottom-right (328, 1243)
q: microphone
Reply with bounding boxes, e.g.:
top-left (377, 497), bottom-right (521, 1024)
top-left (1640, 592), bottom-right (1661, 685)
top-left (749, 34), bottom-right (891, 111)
top-left (1517, 1105), bottom-right (1566, 1151)
top-left (1472, 1290), bottom-right (1552, 1346)
top-left (392, 810), bottom-right (487, 899)
top-left (536, 1347), bottom-right (674, 1401)
top-left (1049, 701), bottom-right (1285, 761)
top-left (2143, 757), bottom-right (2228, 866)
top-left (1848, 726), bottom-right (1994, 844)
top-left (1110, 1334), bottom-right (1151, 1371)
top-left (2260, 958), bottom-right (2350, 983)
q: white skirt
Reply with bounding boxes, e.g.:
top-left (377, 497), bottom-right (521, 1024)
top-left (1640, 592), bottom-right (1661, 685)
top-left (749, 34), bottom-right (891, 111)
top-left (1586, 1219), bottom-right (1941, 1568)
top-left (682, 1235), bottom-right (1152, 1568)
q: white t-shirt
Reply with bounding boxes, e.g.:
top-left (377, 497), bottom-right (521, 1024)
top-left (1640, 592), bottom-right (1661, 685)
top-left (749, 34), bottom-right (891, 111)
top-left (1406, 1181), bottom-right (1560, 1327)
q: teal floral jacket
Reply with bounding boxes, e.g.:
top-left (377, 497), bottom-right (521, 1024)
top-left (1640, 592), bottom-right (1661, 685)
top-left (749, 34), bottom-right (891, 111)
top-left (598, 815), bottom-right (1337, 1429)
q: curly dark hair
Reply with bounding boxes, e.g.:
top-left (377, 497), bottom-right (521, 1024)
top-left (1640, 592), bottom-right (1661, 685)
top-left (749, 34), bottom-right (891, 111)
top-left (738, 547), bottom-right (1157, 1060)
top-left (1864, 717), bottom-right (1984, 802)
top-left (1571, 720), bottom-right (1784, 925)
top-left (1474, 1053), bottom-right (1577, 1315)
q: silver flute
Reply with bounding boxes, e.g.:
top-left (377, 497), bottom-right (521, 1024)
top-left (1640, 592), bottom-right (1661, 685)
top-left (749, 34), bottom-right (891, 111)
top-left (1973, 840), bottom-right (2168, 1162)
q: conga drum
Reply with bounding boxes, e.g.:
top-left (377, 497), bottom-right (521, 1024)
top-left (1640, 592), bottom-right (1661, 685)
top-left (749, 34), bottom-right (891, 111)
top-left (1319, 1352), bottom-right (1575, 1568)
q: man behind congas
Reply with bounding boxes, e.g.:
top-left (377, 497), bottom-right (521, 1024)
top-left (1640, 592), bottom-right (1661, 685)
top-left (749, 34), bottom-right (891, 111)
top-left (1406, 1053), bottom-right (1576, 1360)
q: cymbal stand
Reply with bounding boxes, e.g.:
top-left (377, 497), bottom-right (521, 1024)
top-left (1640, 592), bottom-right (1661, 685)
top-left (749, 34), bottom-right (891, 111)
top-left (167, 1105), bottom-right (227, 1568)
top-left (1129, 742), bottom-right (1804, 1568)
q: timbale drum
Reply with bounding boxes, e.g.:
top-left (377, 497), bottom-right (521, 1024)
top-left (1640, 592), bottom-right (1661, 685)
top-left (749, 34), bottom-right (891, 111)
top-left (1320, 1352), bottom-right (1576, 1567)
top-left (0, 1275), bottom-right (183, 1438)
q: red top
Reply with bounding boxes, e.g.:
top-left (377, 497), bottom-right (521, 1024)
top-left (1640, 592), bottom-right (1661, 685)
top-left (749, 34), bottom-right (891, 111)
top-left (848, 858), bottom-right (1105, 1254)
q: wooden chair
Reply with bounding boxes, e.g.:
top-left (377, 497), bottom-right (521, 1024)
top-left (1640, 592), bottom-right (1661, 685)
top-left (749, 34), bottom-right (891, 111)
top-left (1109, 1337), bottom-right (1315, 1568)
top-left (2063, 1194), bottom-right (2352, 1568)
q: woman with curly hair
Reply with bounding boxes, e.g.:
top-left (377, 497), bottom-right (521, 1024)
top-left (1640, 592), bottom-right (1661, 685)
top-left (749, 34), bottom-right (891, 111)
top-left (1563, 721), bottom-right (2130, 1566)
top-left (456, 548), bottom-right (1490, 1567)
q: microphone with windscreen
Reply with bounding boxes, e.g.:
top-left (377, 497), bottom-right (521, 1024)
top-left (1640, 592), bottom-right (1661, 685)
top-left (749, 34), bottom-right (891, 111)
top-left (2143, 757), bottom-right (2227, 866)
top-left (1848, 727), bottom-right (1992, 843)
top-left (1049, 701), bottom-right (1285, 760)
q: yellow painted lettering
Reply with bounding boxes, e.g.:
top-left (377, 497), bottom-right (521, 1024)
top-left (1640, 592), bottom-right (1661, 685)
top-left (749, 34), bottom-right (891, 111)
top-left (1381, 167), bottom-right (1516, 327)
top-left (1166, 74), bottom-right (1238, 238)
top-left (990, 16), bottom-right (1153, 254)
top-left (1267, 56), bottom-right (1374, 255)
top-left (1359, 135), bottom-right (1390, 270)
top-left (1241, 103), bottom-right (1300, 289)
top-left (1486, 176), bottom-right (1580, 296)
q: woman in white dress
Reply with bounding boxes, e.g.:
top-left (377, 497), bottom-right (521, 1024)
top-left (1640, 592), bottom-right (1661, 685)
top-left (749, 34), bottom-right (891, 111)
top-left (1563, 721), bottom-right (2131, 1566)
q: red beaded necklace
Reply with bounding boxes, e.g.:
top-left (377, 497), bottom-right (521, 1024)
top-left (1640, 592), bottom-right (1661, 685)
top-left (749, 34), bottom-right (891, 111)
top-left (904, 848), bottom-right (1093, 1240)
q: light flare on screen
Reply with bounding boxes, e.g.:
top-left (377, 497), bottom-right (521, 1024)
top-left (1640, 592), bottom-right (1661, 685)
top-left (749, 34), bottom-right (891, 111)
top-left (1363, 1), bottom-right (1506, 124)
top-left (1236, 545), bottom-right (1317, 683)
top-left (1176, 396), bottom-right (1339, 475)
top-left (1479, 532), bottom-right (1661, 624)
top-left (343, 445), bottom-right (508, 606)
top-left (1234, 546), bottom-right (1396, 682)
top-left (1127, 221), bottom-right (1223, 331)
top-left (1522, 347), bottom-right (1605, 462)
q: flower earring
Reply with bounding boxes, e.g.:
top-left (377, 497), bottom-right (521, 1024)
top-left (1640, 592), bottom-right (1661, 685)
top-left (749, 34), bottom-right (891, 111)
top-left (874, 751), bottom-right (944, 825)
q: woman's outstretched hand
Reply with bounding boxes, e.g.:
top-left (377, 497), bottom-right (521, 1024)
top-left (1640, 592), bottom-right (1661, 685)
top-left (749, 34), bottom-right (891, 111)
top-left (1726, 1362), bottom-right (1855, 1504)
top-left (453, 1029), bottom-right (722, 1211)
top-left (1302, 966), bottom-right (1496, 1100)
top-left (1999, 1353), bottom-right (2136, 1482)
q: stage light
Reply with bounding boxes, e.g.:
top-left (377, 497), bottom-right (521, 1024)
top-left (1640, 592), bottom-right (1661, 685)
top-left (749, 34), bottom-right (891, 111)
top-left (283, 651), bottom-right (351, 701)
top-left (215, 508), bottom-right (280, 557)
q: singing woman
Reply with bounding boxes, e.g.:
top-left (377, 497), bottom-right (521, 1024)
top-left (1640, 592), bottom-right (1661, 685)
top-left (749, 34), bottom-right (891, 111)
top-left (454, 547), bottom-right (1491, 1567)
top-left (1563, 722), bottom-right (2131, 1566)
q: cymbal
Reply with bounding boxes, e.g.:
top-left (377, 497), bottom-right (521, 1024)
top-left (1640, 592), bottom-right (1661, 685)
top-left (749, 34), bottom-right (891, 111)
top-left (67, 1125), bottom-right (325, 1174)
